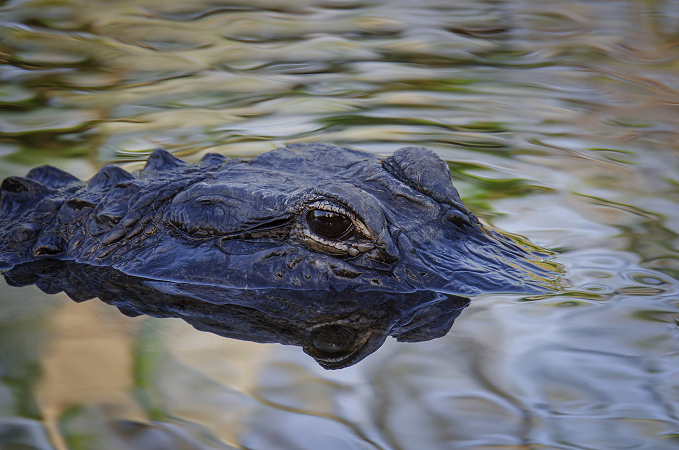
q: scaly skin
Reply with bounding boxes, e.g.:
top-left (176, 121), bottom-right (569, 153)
top-left (0, 143), bottom-right (558, 296)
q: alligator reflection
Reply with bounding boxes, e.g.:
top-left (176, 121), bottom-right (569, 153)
top-left (4, 260), bottom-right (469, 369)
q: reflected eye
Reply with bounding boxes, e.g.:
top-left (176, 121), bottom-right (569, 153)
top-left (307, 209), bottom-right (354, 240)
top-left (310, 325), bottom-right (357, 355)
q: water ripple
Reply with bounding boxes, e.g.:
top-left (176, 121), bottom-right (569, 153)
top-left (1, 0), bottom-right (679, 448)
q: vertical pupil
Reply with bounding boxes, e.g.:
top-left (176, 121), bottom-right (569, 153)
top-left (308, 210), bottom-right (353, 239)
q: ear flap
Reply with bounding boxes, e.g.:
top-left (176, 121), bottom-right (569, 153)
top-left (383, 147), bottom-right (469, 213)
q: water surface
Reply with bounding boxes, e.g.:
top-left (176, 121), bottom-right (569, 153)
top-left (1, 0), bottom-right (679, 448)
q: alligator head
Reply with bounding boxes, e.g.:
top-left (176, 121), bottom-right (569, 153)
top-left (0, 143), bottom-right (558, 293)
top-left (0, 143), bottom-right (560, 367)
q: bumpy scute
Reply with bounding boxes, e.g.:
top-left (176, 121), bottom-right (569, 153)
top-left (88, 165), bottom-right (136, 189)
top-left (26, 166), bottom-right (81, 188)
top-left (142, 148), bottom-right (189, 175)
top-left (1, 177), bottom-right (53, 215)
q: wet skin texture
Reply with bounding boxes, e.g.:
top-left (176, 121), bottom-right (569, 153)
top-left (0, 143), bottom-right (557, 368)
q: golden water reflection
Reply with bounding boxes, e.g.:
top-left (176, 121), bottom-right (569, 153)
top-left (1, 0), bottom-right (679, 448)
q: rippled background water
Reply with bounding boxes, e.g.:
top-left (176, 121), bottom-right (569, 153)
top-left (1, 0), bottom-right (679, 448)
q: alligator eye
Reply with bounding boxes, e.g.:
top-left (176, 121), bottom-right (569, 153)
top-left (310, 325), bottom-right (357, 355)
top-left (307, 209), bottom-right (353, 240)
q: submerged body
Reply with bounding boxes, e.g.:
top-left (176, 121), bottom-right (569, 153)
top-left (1, 143), bottom-right (558, 367)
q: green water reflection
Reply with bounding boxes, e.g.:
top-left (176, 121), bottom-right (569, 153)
top-left (1, 0), bottom-right (679, 449)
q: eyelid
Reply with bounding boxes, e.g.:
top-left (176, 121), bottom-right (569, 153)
top-left (307, 199), bottom-right (351, 216)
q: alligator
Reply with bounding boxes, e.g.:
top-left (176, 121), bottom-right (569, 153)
top-left (0, 143), bottom-right (559, 367)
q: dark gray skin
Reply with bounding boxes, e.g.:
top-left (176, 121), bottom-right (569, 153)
top-left (1, 143), bottom-right (559, 368)
top-left (0, 143), bottom-right (557, 296)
